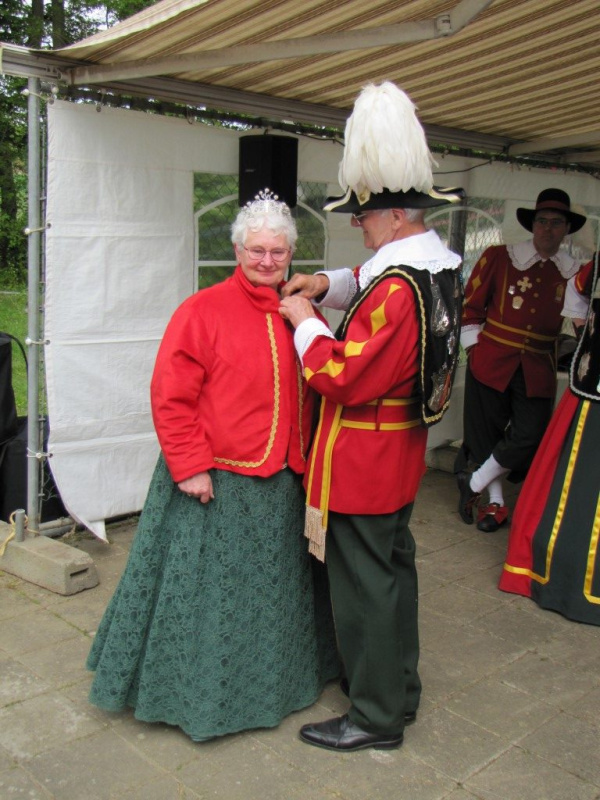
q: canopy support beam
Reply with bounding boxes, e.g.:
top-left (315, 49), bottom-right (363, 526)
top-left (508, 130), bottom-right (600, 156)
top-left (65, 0), bottom-right (495, 85)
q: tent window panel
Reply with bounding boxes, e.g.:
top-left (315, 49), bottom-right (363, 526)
top-left (427, 200), bottom-right (504, 284)
top-left (198, 266), bottom-right (236, 291)
top-left (194, 174), bottom-right (328, 289)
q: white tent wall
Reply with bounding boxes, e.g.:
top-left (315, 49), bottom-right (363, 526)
top-left (45, 100), bottom-right (346, 540)
top-left (45, 100), bottom-right (600, 539)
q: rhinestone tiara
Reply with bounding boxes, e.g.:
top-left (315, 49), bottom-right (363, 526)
top-left (240, 188), bottom-right (292, 220)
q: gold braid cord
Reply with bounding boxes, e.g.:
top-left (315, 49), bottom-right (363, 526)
top-left (214, 314), bottom-right (280, 468)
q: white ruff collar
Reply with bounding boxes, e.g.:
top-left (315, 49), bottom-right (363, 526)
top-left (358, 230), bottom-right (461, 290)
top-left (507, 240), bottom-right (579, 280)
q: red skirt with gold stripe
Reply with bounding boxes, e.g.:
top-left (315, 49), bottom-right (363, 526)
top-left (499, 389), bottom-right (600, 625)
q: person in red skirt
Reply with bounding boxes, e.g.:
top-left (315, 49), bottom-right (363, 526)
top-left (498, 254), bottom-right (600, 626)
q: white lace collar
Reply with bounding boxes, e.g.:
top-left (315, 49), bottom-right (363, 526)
top-left (507, 239), bottom-right (579, 280)
top-left (359, 230), bottom-right (462, 290)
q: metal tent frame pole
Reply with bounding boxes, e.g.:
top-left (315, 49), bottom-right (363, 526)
top-left (26, 76), bottom-right (42, 533)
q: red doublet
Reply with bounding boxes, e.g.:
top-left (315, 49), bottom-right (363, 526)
top-left (464, 245), bottom-right (571, 398)
top-left (151, 267), bottom-right (312, 482)
top-left (303, 272), bottom-right (427, 524)
top-left (574, 258), bottom-right (594, 295)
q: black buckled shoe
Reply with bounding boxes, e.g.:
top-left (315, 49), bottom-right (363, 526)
top-left (456, 471), bottom-right (481, 524)
top-left (476, 503), bottom-right (509, 533)
top-left (339, 679), bottom-right (417, 725)
top-left (299, 714), bottom-right (404, 752)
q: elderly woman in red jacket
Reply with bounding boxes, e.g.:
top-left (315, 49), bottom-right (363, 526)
top-left (87, 191), bottom-right (339, 741)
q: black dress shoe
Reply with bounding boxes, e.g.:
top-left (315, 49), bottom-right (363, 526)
top-left (456, 471), bottom-right (480, 524)
top-left (339, 679), bottom-right (417, 725)
top-left (299, 714), bottom-right (404, 752)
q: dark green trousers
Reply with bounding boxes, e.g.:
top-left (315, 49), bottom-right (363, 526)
top-left (327, 505), bottom-right (421, 734)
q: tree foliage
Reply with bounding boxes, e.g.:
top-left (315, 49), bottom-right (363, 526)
top-left (0, 0), bottom-right (157, 286)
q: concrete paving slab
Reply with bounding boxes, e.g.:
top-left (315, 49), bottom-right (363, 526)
top-left (250, 700), bottom-right (351, 781)
top-left (415, 531), bottom-right (473, 559)
top-left (57, 676), bottom-right (112, 725)
top-left (443, 790), bottom-right (487, 800)
top-left (498, 651), bottom-right (599, 711)
top-left (463, 746), bottom-right (600, 800)
top-left (111, 712), bottom-right (215, 773)
top-left (13, 635), bottom-right (94, 689)
top-left (519, 712), bottom-right (600, 787)
top-left (0, 765), bottom-right (53, 799)
top-left (0, 655), bottom-right (52, 707)
top-left (419, 582), bottom-right (502, 625)
top-left (113, 775), bottom-right (203, 800)
top-left (0, 584), bottom-right (41, 620)
top-left (417, 538), bottom-right (506, 583)
top-left (0, 745), bottom-right (15, 772)
top-left (0, 609), bottom-right (81, 657)
top-left (534, 621), bottom-right (600, 671)
top-left (34, 589), bottom-right (112, 636)
top-left (0, 571), bottom-right (74, 607)
top-left (456, 564), bottom-right (517, 601)
top-left (25, 730), bottom-right (165, 800)
top-left (466, 602), bottom-right (562, 652)
top-left (444, 676), bottom-right (558, 742)
top-left (316, 749), bottom-right (457, 800)
top-left (568, 685), bottom-right (600, 725)
top-left (1, 467), bottom-right (599, 800)
top-left (176, 735), bottom-right (329, 800)
top-left (406, 706), bottom-right (509, 783)
top-left (0, 692), bottom-right (104, 760)
top-left (416, 649), bottom-right (491, 705)
top-left (420, 613), bottom-right (529, 673)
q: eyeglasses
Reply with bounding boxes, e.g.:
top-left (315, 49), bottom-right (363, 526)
top-left (351, 210), bottom-right (386, 226)
top-left (242, 246), bottom-right (291, 262)
top-left (534, 217), bottom-right (567, 229)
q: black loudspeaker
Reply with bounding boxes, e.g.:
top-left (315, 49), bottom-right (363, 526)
top-left (0, 333), bottom-right (18, 446)
top-left (0, 417), bottom-right (67, 523)
top-left (239, 135), bottom-right (298, 208)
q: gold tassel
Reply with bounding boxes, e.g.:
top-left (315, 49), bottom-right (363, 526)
top-left (304, 504), bottom-right (327, 562)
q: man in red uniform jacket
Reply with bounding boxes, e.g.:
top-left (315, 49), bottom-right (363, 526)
top-left (455, 188), bottom-right (586, 532)
top-left (279, 81), bottom-right (464, 752)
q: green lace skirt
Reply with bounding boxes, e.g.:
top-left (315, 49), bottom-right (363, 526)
top-left (87, 457), bottom-right (339, 741)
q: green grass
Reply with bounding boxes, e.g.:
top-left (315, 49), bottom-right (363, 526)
top-left (0, 289), bottom-right (28, 415)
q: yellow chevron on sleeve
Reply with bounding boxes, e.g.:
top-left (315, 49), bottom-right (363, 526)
top-left (370, 284), bottom-right (401, 335)
top-left (305, 360), bottom-right (345, 380)
top-left (344, 283), bottom-right (402, 357)
top-left (465, 273), bottom-right (482, 303)
top-left (306, 283), bottom-right (402, 379)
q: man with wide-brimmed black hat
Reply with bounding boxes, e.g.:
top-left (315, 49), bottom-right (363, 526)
top-left (279, 81), bottom-right (464, 752)
top-left (455, 188), bottom-right (586, 534)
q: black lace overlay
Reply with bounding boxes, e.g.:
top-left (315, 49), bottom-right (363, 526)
top-left (336, 265), bottom-right (463, 427)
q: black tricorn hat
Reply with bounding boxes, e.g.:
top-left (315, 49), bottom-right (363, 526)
top-left (516, 188), bottom-right (587, 234)
top-left (324, 186), bottom-right (465, 213)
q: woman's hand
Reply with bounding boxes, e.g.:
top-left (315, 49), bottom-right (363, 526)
top-left (178, 471), bottom-right (214, 504)
top-left (279, 295), bottom-right (317, 328)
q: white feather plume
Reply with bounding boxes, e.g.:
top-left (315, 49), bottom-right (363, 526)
top-left (339, 82), bottom-right (436, 199)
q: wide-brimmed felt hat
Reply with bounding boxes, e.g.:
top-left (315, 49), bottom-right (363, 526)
top-left (516, 188), bottom-right (587, 233)
top-left (325, 81), bottom-right (464, 215)
top-left (324, 186), bottom-right (464, 213)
